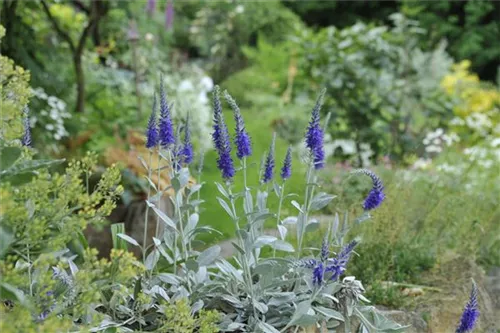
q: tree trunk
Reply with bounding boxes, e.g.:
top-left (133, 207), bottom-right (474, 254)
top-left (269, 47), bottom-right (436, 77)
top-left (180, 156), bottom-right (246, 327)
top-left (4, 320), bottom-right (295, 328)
top-left (74, 55), bottom-right (85, 113)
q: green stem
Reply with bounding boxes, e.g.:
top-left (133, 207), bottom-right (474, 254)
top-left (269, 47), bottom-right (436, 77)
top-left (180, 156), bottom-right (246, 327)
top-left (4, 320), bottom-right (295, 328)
top-left (175, 193), bottom-right (188, 260)
top-left (273, 181), bottom-right (286, 257)
top-left (228, 185), bottom-right (257, 319)
top-left (297, 162), bottom-right (314, 258)
top-left (27, 244), bottom-right (32, 297)
top-left (143, 151), bottom-right (153, 263)
top-left (155, 148), bottom-right (162, 240)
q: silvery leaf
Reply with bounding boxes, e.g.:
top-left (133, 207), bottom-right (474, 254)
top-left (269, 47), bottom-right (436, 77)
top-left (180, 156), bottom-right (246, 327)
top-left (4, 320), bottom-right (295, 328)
top-left (291, 200), bottom-right (303, 212)
top-left (253, 235), bottom-right (277, 248)
top-left (186, 259), bottom-right (199, 271)
top-left (217, 197), bottom-right (235, 219)
top-left (282, 216), bottom-right (298, 225)
top-left (145, 249), bottom-right (160, 270)
top-left (257, 321), bottom-right (280, 333)
top-left (231, 242), bottom-right (246, 255)
top-left (257, 190), bottom-right (268, 211)
top-left (277, 225), bottom-right (287, 240)
top-left (310, 192), bottom-right (336, 211)
top-left (243, 190), bottom-right (253, 215)
top-left (197, 245), bottom-right (221, 266)
top-left (191, 300), bottom-right (204, 314)
top-left (271, 240), bottom-right (295, 252)
top-left (314, 306), bottom-right (344, 321)
top-left (305, 220), bottom-right (320, 233)
top-left (254, 301), bottom-right (269, 314)
top-left (215, 182), bottom-right (229, 198)
top-left (117, 234), bottom-right (139, 247)
top-left (146, 201), bottom-right (177, 230)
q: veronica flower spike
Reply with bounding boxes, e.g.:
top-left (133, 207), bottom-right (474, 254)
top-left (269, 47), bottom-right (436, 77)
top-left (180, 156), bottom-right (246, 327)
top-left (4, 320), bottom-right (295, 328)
top-left (21, 107), bottom-right (32, 147)
top-left (262, 133), bottom-right (276, 184)
top-left (305, 89), bottom-right (326, 170)
top-left (212, 86), bottom-right (235, 180)
top-left (353, 169), bottom-right (385, 211)
top-left (158, 77), bottom-right (175, 147)
top-left (224, 90), bottom-right (252, 159)
top-left (146, 94), bottom-right (159, 149)
top-left (280, 146), bottom-right (292, 180)
top-left (182, 113), bottom-right (194, 164)
top-left (456, 281), bottom-right (479, 333)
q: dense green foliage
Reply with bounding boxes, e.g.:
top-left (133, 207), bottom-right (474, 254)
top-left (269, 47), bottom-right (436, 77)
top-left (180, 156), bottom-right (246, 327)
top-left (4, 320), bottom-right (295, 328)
top-left (1, 1), bottom-right (498, 331)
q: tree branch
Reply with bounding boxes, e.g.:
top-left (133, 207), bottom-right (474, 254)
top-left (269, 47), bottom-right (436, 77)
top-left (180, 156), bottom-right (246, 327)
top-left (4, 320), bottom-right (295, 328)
top-left (71, 0), bottom-right (90, 14)
top-left (40, 0), bottom-right (76, 53)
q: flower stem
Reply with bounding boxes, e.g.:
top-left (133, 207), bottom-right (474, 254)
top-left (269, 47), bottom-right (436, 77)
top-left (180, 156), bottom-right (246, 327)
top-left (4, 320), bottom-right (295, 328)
top-left (27, 243), bottom-right (32, 297)
top-left (297, 162), bottom-right (315, 258)
top-left (273, 181), bottom-right (286, 257)
top-left (155, 148), bottom-right (162, 240)
top-left (143, 151), bottom-right (153, 263)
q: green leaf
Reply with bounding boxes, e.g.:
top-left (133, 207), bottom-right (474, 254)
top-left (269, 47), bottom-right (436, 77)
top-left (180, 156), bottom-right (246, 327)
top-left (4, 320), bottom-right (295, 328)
top-left (0, 147), bottom-right (21, 171)
top-left (0, 227), bottom-right (14, 259)
top-left (111, 223), bottom-right (128, 250)
top-left (0, 159), bottom-right (64, 179)
top-left (0, 282), bottom-right (27, 305)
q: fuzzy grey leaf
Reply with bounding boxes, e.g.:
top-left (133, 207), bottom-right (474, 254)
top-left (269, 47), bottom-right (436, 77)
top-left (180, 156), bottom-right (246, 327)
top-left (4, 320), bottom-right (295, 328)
top-left (197, 245), bottom-right (221, 266)
top-left (310, 192), bottom-right (336, 211)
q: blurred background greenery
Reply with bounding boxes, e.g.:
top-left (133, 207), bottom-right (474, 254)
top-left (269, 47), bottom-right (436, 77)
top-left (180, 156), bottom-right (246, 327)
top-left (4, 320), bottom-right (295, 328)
top-left (1, 0), bottom-right (499, 316)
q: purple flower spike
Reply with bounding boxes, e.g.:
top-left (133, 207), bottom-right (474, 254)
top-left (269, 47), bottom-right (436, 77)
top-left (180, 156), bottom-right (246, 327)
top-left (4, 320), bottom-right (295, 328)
top-left (21, 107), bottom-right (32, 147)
top-left (312, 262), bottom-right (324, 286)
top-left (326, 240), bottom-right (358, 281)
top-left (165, 0), bottom-right (174, 30)
top-left (182, 114), bottom-right (193, 164)
top-left (320, 236), bottom-right (329, 262)
top-left (212, 86), bottom-right (235, 180)
top-left (146, 94), bottom-right (159, 149)
top-left (159, 77), bottom-right (175, 147)
top-left (280, 146), bottom-right (292, 180)
top-left (146, 0), bottom-right (156, 15)
top-left (305, 89), bottom-right (326, 170)
top-left (262, 134), bottom-right (276, 184)
top-left (456, 281), bottom-right (479, 333)
top-left (224, 91), bottom-right (252, 159)
top-left (353, 169), bottom-right (385, 211)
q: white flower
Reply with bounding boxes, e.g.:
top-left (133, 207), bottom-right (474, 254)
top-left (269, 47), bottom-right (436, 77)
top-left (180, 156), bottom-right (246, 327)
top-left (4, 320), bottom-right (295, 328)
top-left (178, 80), bottom-right (195, 92)
top-left (491, 137), bottom-right (500, 148)
top-left (425, 145), bottom-right (442, 153)
top-left (199, 76), bottom-right (214, 91)
top-left (145, 33), bottom-right (154, 42)
top-left (235, 5), bottom-right (244, 14)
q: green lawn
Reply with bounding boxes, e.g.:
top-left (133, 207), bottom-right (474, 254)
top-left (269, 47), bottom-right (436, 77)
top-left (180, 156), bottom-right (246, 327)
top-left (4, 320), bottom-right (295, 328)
top-left (197, 106), bottom-right (310, 243)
